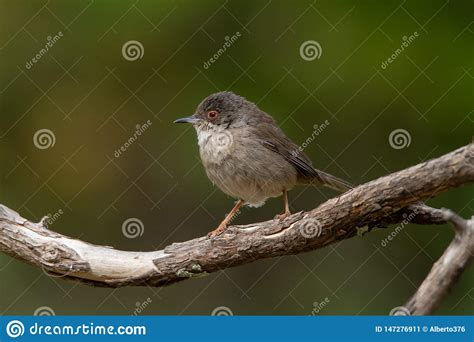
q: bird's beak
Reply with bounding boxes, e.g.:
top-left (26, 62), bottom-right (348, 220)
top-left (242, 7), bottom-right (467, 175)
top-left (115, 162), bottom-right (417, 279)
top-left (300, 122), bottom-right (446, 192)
top-left (174, 115), bottom-right (200, 124)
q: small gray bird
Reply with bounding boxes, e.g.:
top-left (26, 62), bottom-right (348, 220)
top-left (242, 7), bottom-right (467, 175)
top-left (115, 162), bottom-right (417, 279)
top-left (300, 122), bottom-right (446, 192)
top-left (174, 91), bottom-right (352, 238)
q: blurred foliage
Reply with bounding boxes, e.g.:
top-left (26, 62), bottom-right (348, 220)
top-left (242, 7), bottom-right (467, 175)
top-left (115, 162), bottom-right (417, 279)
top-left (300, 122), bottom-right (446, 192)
top-left (0, 0), bottom-right (472, 315)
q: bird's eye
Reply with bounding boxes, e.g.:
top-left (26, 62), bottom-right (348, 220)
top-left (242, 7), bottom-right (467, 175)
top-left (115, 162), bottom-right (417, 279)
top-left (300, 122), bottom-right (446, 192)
top-left (207, 110), bottom-right (219, 120)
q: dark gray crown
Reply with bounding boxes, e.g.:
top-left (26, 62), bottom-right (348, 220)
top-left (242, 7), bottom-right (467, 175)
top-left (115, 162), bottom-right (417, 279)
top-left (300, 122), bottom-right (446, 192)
top-left (197, 91), bottom-right (247, 114)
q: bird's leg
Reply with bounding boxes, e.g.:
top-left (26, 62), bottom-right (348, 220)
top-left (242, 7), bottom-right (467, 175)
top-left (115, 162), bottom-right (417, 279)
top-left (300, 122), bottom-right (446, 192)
top-left (208, 200), bottom-right (245, 238)
top-left (275, 190), bottom-right (291, 220)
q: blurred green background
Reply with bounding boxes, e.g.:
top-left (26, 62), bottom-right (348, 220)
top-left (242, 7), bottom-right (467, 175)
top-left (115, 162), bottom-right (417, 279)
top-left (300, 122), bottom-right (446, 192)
top-left (0, 0), bottom-right (472, 315)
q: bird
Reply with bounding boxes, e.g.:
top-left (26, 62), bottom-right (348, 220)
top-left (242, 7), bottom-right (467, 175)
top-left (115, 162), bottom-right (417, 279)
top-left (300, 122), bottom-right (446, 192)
top-left (174, 91), bottom-right (352, 238)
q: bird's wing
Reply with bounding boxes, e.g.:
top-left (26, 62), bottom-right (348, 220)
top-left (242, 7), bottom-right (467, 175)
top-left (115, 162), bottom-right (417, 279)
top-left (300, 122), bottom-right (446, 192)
top-left (253, 121), bottom-right (352, 192)
top-left (251, 122), bottom-right (322, 180)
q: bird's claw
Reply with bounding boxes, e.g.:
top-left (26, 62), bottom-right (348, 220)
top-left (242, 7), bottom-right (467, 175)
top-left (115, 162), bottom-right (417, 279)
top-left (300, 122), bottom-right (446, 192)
top-left (275, 211), bottom-right (291, 221)
top-left (207, 224), bottom-right (227, 238)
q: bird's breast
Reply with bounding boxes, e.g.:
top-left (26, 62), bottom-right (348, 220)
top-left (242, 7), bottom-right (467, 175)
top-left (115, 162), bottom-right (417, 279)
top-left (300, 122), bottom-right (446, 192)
top-left (195, 127), bottom-right (297, 205)
top-left (197, 128), bottom-right (236, 165)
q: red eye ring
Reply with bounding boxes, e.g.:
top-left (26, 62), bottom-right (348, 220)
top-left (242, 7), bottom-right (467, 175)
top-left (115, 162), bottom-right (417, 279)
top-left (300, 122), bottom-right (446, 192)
top-left (207, 110), bottom-right (219, 119)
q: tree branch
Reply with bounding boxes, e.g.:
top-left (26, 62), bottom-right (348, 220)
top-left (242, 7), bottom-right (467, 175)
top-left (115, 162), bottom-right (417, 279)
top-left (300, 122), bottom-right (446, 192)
top-left (403, 208), bottom-right (473, 315)
top-left (0, 144), bottom-right (473, 308)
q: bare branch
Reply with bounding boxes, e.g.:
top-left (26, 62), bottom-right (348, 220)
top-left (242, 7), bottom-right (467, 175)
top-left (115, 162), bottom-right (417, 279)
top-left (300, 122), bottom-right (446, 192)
top-left (0, 143), bottom-right (472, 296)
top-left (404, 208), bottom-right (473, 315)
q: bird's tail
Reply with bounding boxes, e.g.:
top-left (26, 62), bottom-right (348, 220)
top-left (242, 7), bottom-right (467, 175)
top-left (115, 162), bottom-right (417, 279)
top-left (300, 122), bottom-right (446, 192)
top-left (299, 169), bottom-right (353, 192)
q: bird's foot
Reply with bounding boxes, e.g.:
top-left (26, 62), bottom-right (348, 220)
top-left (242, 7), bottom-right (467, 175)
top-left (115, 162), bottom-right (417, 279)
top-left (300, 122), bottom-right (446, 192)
top-left (207, 223), bottom-right (228, 238)
top-left (275, 210), bottom-right (291, 221)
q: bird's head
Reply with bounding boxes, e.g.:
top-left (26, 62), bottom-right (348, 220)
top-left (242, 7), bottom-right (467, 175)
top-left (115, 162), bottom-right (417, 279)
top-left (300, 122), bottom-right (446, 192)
top-left (174, 91), bottom-right (253, 131)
